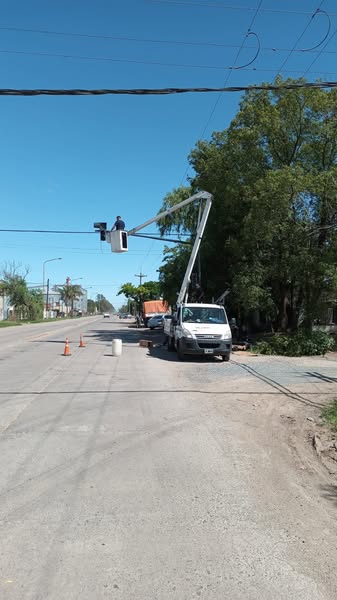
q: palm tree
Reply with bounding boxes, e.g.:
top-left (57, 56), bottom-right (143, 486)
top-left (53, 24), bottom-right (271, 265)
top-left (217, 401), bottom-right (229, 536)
top-left (58, 284), bottom-right (83, 316)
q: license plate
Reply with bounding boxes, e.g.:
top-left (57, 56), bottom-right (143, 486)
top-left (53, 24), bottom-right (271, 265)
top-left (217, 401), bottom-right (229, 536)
top-left (204, 349), bottom-right (213, 354)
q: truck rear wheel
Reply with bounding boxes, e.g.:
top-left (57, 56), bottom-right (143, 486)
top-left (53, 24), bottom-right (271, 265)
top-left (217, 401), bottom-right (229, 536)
top-left (168, 336), bottom-right (175, 352)
top-left (221, 354), bottom-right (230, 362)
top-left (177, 341), bottom-right (185, 361)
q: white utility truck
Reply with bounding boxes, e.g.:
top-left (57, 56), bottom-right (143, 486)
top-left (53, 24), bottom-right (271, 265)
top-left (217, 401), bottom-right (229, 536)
top-left (165, 303), bottom-right (231, 361)
top-left (160, 191), bottom-right (232, 361)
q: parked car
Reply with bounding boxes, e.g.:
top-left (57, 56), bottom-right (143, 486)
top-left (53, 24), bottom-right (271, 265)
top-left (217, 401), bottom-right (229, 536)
top-left (148, 313), bottom-right (171, 330)
top-left (103, 313), bottom-right (110, 318)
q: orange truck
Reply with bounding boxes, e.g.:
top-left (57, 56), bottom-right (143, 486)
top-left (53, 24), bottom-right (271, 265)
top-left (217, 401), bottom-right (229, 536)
top-left (142, 300), bottom-right (169, 327)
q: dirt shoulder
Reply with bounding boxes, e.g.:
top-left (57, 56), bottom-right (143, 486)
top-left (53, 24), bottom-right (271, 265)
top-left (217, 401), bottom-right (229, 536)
top-left (232, 349), bottom-right (337, 487)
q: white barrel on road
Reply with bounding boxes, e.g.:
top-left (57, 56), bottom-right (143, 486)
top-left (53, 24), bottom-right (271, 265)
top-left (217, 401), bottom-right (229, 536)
top-left (112, 338), bottom-right (122, 356)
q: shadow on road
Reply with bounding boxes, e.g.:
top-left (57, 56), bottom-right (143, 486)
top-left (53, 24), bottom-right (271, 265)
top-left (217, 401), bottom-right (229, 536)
top-left (32, 339), bottom-right (65, 344)
top-left (306, 371), bottom-right (337, 383)
top-left (147, 344), bottom-right (225, 363)
top-left (85, 325), bottom-right (162, 345)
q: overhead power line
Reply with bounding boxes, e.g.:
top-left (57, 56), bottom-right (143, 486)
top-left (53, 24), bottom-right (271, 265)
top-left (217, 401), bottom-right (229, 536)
top-left (0, 228), bottom-right (191, 238)
top-left (303, 28), bottom-right (337, 76)
top-left (199, 0), bottom-right (263, 125)
top-left (3, 26), bottom-right (337, 56)
top-left (0, 228), bottom-right (96, 233)
top-left (179, 0), bottom-right (263, 185)
top-left (276, 2), bottom-right (327, 77)
top-left (4, 49), bottom-right (337, 76)
top-left (149, 0), bottom-right (337, 15)
top-left (1, 82), bottom-right (337, 97)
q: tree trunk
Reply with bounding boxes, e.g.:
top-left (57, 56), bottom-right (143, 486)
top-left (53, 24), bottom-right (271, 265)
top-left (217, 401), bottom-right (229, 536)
top-left (275, 288), bottom-right (289, 331)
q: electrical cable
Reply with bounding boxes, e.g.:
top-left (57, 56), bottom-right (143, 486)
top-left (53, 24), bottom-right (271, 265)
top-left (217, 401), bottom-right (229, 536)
top-left (1, 82), bottom-right (337, 97)
top-left (149, 0), bottom-right (337, 16)
top-left (180, 0), bottom-right (264, 185)
top-left (300, 9), bottom-right (331, 52)
top-left (0, 81), bottom-right (337, 96)
top-left (133, 233), bottom-right (191, 244)
top-left (4, 48), bottom-right (337, 75)
top-left (231, 31), bottom-right (260, 70)
top-left (0, 228), bottom-right (97, 233)
top-left (3, 25), bottom-right (337, 57)
top-left (275, 2), bottom-right (327, 77)
top-left (0, 227), bottom-right (191, 235)
top-left (0, 48), bottom-right (263, 71)
top-left (302, 28), bottom-right (337, 76)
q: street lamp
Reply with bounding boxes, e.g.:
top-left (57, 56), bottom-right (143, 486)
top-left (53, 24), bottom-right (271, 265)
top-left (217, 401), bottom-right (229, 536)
top-left (43, 258), bottom-right (62, 317)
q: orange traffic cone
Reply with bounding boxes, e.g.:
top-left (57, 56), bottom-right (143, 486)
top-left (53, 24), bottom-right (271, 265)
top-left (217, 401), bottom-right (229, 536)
top-left (63, 337), bottom-right (71, 356)
top-left (79, 333), bottom-right (85, 348)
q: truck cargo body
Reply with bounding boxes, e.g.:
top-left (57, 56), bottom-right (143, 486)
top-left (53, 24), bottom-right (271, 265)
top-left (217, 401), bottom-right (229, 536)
top-left (143, 300), bottom-right (169, 326)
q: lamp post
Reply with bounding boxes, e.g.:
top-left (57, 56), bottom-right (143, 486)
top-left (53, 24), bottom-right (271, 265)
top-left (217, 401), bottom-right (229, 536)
top-left (43, 258), bottom-right (62, 317)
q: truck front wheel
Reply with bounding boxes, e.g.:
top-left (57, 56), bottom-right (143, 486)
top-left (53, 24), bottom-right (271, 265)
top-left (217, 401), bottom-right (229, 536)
top-left (221, 354), bottom-right (230, 362)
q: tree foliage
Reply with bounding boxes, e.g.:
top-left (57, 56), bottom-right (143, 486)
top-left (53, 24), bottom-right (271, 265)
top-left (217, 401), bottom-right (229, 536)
top-left (57, 284), bottom-right (83, 315)
top-left (95, 294), bottom-right (114, 313)
top-left (86, 296), bottom-right (114, 314)
top-left (118, 280), bottom-right (161, 311)
top-left (26, 288), bottom-right (44, 320)
top-left (0, 262), bottom-right (43, 320)
top-left (87, 299), bottom-right (96, 314)
top-left (157, 78), bottom-right (337, 331)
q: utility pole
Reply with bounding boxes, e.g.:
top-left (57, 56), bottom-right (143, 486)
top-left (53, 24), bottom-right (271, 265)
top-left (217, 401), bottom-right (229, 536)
top-left (135, 272), bottom-right (147, 285)
top-left (46, 278), bottom-right (50, 316)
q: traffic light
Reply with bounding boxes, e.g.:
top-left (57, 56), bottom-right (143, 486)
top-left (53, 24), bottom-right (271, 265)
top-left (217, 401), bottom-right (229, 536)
top-left (93, 222), bottom-right (107, 241)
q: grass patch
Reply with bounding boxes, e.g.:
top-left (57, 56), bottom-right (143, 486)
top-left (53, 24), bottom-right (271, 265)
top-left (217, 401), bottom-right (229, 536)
top-left (322, 399), bottom-right (337, 432)
top-left (0, 317), bottom-right (70, 327)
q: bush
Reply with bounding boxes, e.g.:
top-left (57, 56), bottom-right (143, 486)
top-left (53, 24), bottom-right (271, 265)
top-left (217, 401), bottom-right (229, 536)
top-left (254, 330), bottom-right (335, 356)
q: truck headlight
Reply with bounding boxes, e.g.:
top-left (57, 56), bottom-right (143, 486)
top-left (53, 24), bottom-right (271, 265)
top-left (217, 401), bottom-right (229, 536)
top-left (182, 328), bottom-right (193, 338)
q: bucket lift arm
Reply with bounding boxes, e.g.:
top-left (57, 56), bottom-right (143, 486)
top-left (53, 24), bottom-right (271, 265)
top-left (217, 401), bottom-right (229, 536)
top-left (128, 191), bottom-right (213, 304)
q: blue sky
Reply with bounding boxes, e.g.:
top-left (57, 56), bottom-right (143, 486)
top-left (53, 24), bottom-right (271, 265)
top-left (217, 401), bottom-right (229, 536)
top-left (1, 0), bottom-right (337, 308)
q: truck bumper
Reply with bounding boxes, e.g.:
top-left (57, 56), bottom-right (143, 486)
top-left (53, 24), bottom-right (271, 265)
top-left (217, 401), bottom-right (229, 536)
top-left (179, 337), bottom-right (232, 357)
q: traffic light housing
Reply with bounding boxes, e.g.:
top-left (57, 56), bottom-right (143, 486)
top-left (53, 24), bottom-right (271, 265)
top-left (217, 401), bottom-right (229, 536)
top-left (93, 222), bottom-right (107, 241)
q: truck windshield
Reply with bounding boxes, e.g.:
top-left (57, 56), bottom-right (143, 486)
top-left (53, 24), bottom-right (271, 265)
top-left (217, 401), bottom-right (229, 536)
top-left (182, 307), bottom-right (227, 324)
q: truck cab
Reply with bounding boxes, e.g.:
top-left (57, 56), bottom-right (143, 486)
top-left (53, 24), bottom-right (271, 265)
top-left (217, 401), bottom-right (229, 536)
top-left (166, 303), bottom-right (232, 361)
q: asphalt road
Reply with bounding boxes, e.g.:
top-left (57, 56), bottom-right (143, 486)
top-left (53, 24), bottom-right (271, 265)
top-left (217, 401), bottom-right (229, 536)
top-left (1, 316), bottom-right (337, 599)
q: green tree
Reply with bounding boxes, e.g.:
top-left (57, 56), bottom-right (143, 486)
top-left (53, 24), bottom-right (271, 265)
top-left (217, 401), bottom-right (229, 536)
top-left (118, 303), bottom-right (130, 314)
top-left (26, 288), bottom-right (44, 320)
top-left (87, 299), bottom-right (96, 314)
top-left (118, 280), bottom-right (161, 312)
top-left (0, 263), bottom-right (30, 320)
top-left (58, 284), bottom-right (83, 316)
top-left (157, 245), bottom-right (191, 307)
top-left (157, 186), bottom-right (197, 236)
top-left (158, 78), bottom-right (337, 331)
top-left (96, 294), bottom-right (114, 313)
